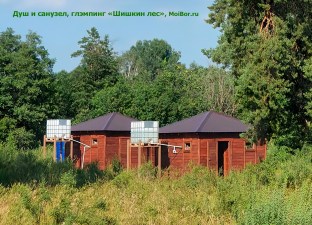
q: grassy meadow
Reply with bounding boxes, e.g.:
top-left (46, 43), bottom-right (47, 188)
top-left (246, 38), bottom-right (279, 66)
top-left (0, 142), bottom-right (311, 225)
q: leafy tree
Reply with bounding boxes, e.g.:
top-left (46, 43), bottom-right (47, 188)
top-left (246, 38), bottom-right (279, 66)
top-left (0, 28), bottom-right (56, 142)
top-left (6, 127), bottom-right (36, 150)
top-left (92, 64), bottom-right (235, 126)
top-left (54, 70), bottom-right (76, 119)
top-left (205, 0), bottom-right (312, 148)
top-left (71, 27), bottom-right (118, 87)
top-left (0, 117), bottom-right (16, 141)
top-left (118, 39), bottom-right (181, 80)
top-left (188, 64), bottom-right (237, 116)
top-left (92, 66), bottom-right (189, 126)
top-left (70, 27), bottom-right (119, 123)
top-left (145, 67), bottom-right (190, 125)
top-left (91, 76), bottom-right (133, 118)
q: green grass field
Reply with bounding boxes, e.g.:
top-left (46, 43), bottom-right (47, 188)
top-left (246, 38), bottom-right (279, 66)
top-left (0, 143), bottom-right (311, 225)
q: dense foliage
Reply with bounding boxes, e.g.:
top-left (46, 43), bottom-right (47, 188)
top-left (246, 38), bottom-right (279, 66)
top-left (0, 26), bottom-right (236, 142)
top-left (205, 0), bottom-right (312, 148)
top-left (118, 39), bottom-right (180, 80)
top-left (91, 64), bottom-right (237, 126)
top-left (0, 28), bottom-right (56, 145)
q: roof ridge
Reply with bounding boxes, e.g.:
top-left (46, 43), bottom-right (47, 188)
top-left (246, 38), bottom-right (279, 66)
top-left (212, 110), bottom-right (243, 122)
top-left (196, 111), bottom-right (212, 132)
top-left (103, 112), bottom-right (116, 130)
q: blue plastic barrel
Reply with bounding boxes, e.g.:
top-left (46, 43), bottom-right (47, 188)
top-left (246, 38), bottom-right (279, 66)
top-left (56, 142), bottom-right (65, 162)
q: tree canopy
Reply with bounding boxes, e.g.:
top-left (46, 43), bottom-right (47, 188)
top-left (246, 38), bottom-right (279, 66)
top-left (0, 28), bottom-right (55, 143)
top-left (205, 0), bottom-right (312, 148)
top-left (118, 39), bottom-right (180, 80)
top-left (0, 27), bottom-right (236, 147)
top-left (68, 27), bottom-right (119, 123)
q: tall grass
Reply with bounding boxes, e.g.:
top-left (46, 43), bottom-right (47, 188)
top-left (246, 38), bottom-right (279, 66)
top-left (0, 142), bottom-right (113, 187)
top-left (0, 142), bottom-right (311, 224)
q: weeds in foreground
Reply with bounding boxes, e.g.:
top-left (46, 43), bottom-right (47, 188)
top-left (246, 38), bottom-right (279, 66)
top-left (0, 143), bottom-right (311, 224)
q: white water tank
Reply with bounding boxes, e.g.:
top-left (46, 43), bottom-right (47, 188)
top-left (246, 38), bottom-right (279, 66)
top-left (46, 119), bottom-right (71, 139)
top-left (131, 121), bottom-right (159, 144)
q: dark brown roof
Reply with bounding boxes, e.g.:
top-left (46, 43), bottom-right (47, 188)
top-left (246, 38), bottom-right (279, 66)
top-left (71, 112), bottom-right (138, 132)
top-left (159, 111), bottom-right (248, 134)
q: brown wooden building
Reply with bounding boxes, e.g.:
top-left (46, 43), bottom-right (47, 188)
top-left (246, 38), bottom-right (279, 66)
top-left (159, 111), bottom-right (266, 175)
top-left (71, 112), bottom-right (138, 169)
top-left (70, 111), bottom-right (266, 175)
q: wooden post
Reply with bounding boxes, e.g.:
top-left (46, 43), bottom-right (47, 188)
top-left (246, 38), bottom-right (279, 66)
top-left (158, 145), bottom-right (161, 177)
top-left (229, 140), bottom-right (232, 171)
top-left (127, 139), bottom-right (130, 171)
top-left (53, 137), bottom-right (56, 162)
top-left (198, 139), bottom-right (200, 165)
top-left (182, 138), bottom-right (185, 170)
top-left (207, 141), bottom-right (209, 168)
top-left (216, 141), bottom-right (218, 175)
top-left (70, 135), bottom-right (73, 160)
top-left (43, 135), bottom-right (46, 158)
top-left (138, 143), bottom-right (142, 168)
top-left (244, 140), bottom-right (246, 169)
top-left (254, 143), bottom-right (257, 164)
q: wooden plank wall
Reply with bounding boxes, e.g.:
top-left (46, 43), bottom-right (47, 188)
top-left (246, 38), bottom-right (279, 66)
top-left (161, 137), bottom-right (184, 170)
top-left (105, 136), bottom-right (120, 167)
top-left (72, 132), bottom-right (132, 170)
top-left (129, 146), bottom-right (139, 168)
top-left (148, 147), bottom-right (156, 166)
top-left (256, 143), bottom-right (266, 163)
top-left (200, 139), bottom-right (208, 166)
top-left (77, 134), bottom-right (105, 169)
top-left (184, 137), bottom-right (199, 170)
top-left (105, 135), bottom-right (140, 169)
top-left (245, 150), bottom-right (256, 165)
top-left (72, 132), bottom-right (266, 173)
top-left (231, 139), bottom-right (245, 170)
top-left (129, 146), bottom-right (157, 168)
top-left (207, 139), bottom-right (217, 170)
top-left (161, 134), bottom-right (199, 172)
top-left (119, 138), bottom-right (128, 167)
top-left (208, 139), bottom-right (266, 172)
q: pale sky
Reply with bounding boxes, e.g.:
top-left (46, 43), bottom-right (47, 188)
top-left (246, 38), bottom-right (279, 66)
top-left (0, 0), bottom-right (220, 72)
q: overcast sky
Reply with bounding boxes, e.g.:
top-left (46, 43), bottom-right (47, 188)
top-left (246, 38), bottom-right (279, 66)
top-left (0, 0), bottom-right (220, 72)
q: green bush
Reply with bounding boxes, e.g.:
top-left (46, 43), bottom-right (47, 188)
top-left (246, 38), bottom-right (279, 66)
top-left (6, 127), bottom-right (37, 150)
top-left (75, 209), bottom-right (116, 225)
top-left (51, 198), bottom-right (73, 224)
top-left (137, 161), bottom-right (157, 180)
top-left (75, 162), bottom-right (115, 187)
top-left (180, 165), bottom-right (217, 189)
top-left (114, 157), bottom-right (124, 174)
top-left (285, 180), bottom-right (312, 224)
top-left (60, 170), bottom-right (77, 188)
top-left (94, 199), bottom-right (108, 211)
top-left (112, 171), bottom-right (133, 188)
top-left (241, 189), bottom-right (286, 225)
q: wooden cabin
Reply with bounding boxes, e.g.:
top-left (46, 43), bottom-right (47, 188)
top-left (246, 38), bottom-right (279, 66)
top-left (71, 112), bottom-right (138, 169)
top-left (159, 111), bottom-right (266, 175)
top-left (70, 111), bottom-right (266, 175)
